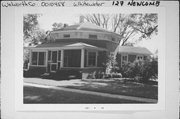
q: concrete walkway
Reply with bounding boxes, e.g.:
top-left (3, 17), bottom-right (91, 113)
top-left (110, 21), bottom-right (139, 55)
top-left (24, 78), bottom-right (157, 103)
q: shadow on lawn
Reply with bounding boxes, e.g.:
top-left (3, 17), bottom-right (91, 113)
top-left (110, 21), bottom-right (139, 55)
top-left (24, 85), bottom-right (145, 104)
top-left (63, 79), bottom-right (158, 99)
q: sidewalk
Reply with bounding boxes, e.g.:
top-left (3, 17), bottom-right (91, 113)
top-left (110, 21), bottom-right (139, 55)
top-left (24, 78), bottom-right (157, 103)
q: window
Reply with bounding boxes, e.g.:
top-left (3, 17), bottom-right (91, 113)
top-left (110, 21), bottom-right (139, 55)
top-left (89, 34), bottom-right (97, 39)
top-left (122, 55), bottom-right (128, 62)
top-left (137, 55), bottom-right (143, 60)
top-left (63, 34), bottom-right (70, 38)
top-left (58, 51), bottom-right (61, 61)
top-left (48, 51), bottom-right (51, 61)
top-left (31, 52), bottom-right (45, 66)
top-left (112, 37), bottom-right (115, 42)
top-left (87, 52), bottom-right (97, 67)
top-left (52, 51), bottom-right (57, 63)
top-left (121, 54), bottom-right (128, 66)
top-left (144, 56), bottom-right (147, 60)
top-left (64, 50), bottom-right (81, 67)
top-left (38, 52), bottom-right (45, 65)
top-left (32, 52), bottom-right (38, 65)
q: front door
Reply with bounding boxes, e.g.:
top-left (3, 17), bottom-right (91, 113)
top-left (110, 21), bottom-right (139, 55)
top-left (48, 50), bottom-right (61, 72)
top-left (50, 51), bottom-right (58, 72)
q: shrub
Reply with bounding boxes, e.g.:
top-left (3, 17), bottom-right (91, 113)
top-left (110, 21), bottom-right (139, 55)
top-left (117, 59), bottom-right (158, 83)
top-left (87, 71), bottom-right (105, 79)
top-left (54, 69), bottom-right (82, 80)
top-left (24, 67), bottom-right (46, 77)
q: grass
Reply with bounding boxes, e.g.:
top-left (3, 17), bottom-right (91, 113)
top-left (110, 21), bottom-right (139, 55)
top-left (62, 79), bottom-right (158, 99)
top-left (24, 85), bottom-right (143, 104)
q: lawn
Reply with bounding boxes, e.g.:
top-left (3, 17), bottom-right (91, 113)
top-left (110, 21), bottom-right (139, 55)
top-left (24, 85), bottom-right (143, 104)
top-left (62, 79), bottom-right (158, 99)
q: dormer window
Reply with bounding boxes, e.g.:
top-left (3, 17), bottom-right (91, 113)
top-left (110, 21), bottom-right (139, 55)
top-left (63, 34), bottom-right (70, 38)
top-left (89, 34), bottom-right (97, 39)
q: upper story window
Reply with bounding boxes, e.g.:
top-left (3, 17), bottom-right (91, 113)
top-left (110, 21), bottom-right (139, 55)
top-left (112, 37), bottom-right (115, 42)
top-left (89, 34), bottom-right (97, 39)
top-left (63, 34), bottom-right (70, 38)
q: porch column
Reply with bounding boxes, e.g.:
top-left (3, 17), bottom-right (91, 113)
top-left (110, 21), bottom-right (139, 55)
top-left (95, 51), bottom-right (98, 67)
top-left (61, 49), bottom-right (64, 68)
top-left (45, 50), bottom-right (48, 72)
top-left (81, 49), bottom-right (85, 68)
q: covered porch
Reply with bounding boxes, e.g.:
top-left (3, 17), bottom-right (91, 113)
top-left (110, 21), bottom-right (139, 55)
top-left (28, 42), bottom-right (107, 74)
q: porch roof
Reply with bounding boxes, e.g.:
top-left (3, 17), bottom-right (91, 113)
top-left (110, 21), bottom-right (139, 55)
top-left (30, 42), bottom-right (107, 51)
top-left (118, 46), bottom-right (152, 55)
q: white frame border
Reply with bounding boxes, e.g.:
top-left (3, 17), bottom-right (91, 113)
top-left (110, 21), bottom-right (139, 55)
top-left (14, 7), bottom-right (166, 111)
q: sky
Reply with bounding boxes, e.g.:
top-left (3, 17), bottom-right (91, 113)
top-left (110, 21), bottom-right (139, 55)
top-left (38, 13), bottom-right (158, 54)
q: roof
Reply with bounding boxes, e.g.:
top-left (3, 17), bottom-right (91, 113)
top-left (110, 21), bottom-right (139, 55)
top-left (56, 22), bottom-right (107, 32)
top-left (118, 46), bottom-right (152, 55)
top-left (31, 42), bottom-right (107, 51)
top-left (53, 22), bottom-right (120, 37)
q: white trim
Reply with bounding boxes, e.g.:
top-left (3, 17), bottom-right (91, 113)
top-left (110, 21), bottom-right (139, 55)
top-left (118, 52), bottom-right (151, 56)
top-left (30, 46), bottom-right (107, 51)
top-left (30, 64), bottom-right (46, 67)
top-left (50, 63), bottom-right (57, 72)
top-left (81, 49), bottom-right (85, 68)
top-left (61, 50), bottom-right (64, 68)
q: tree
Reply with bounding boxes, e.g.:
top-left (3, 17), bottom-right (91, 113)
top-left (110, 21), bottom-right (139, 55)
top-left (23, 14), bottom-right (47, 69)
top-left (81, 13), bottom-right (158, 46)
top-left (52, 22), bottom-right (63, 31)
top-left (52, 22), bottom-right (69, 31)
top-left (23, 14), bottom-right (47, 46)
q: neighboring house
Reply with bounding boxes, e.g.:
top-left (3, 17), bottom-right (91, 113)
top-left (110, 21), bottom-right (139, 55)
top-left (25, 22), bottom-right (152, 79)
top-left (116, 46), bottom-right (152, 67)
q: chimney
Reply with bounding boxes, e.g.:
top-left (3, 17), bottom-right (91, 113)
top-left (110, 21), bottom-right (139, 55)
top-left (79, 15), bottom-right (84, 23)
top-left (63, 24), bottom-right (68, 27)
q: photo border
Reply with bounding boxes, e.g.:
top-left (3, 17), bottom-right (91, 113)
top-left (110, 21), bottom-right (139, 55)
top-left (14, 6), bottom-right (165, 111)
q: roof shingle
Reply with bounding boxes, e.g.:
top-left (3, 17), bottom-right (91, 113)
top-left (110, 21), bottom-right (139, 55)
top-left (118, 46), bottom-right (152, 55)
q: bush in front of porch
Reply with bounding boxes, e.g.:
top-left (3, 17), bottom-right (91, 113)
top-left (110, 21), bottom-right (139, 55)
top-left (24, 67), bottom-right (46, 78)
top-left (53, 69), bottom-right (82, 80)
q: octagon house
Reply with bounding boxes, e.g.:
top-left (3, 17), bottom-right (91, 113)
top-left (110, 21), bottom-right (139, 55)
top-left (26, 22), bottom-right (152, 79)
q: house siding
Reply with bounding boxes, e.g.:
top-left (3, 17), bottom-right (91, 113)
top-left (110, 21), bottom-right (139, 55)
top-left (97, 51), bottom-right (107, 67)
top-left (116, 53), bottom-right (121, 67)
